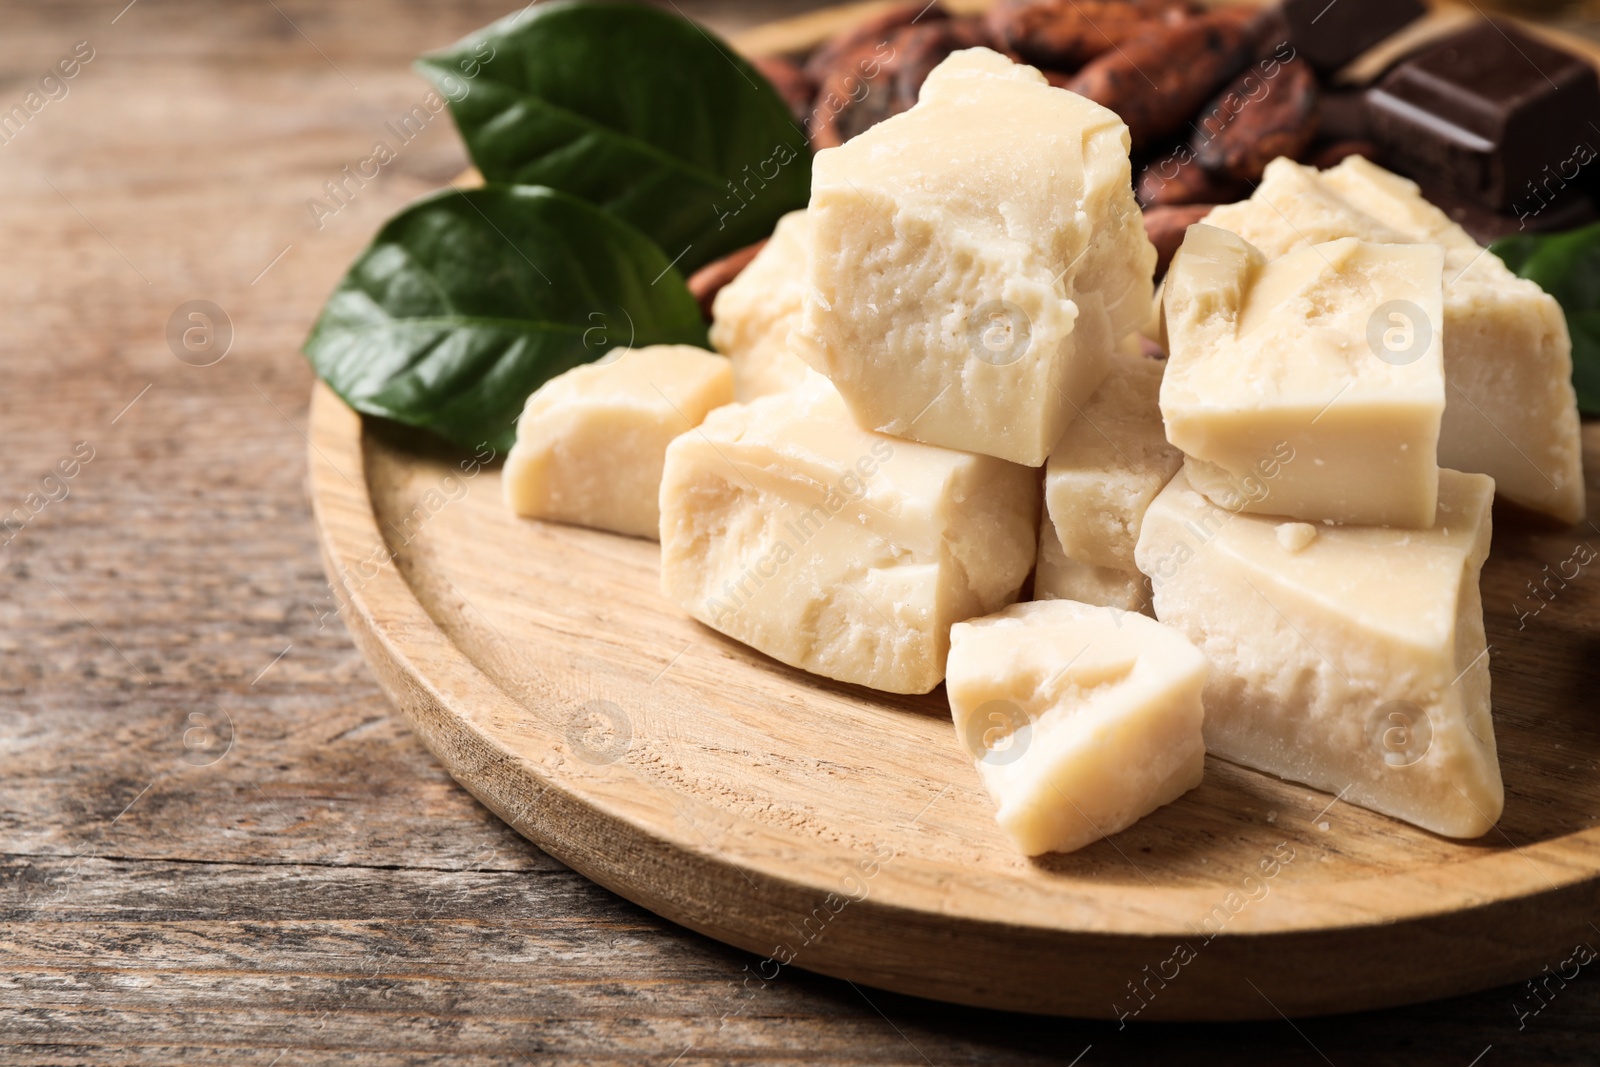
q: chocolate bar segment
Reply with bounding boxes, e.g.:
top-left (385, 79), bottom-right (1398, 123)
top-left (1366, 20), bottom-right (1600, 214)
top-left (1279, 0), bottom-right (1423, 73)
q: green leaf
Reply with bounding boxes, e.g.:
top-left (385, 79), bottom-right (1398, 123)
top-left (304, 185), bottom-right (707, 452)
top-left (1492, 222), bottom-right (1600, 415)
top-left (416, 0), bottom-right (809, 272)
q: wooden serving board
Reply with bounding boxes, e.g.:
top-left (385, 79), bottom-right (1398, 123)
top-left (311, 382), bottom-right (1600, 1020)
top-left (307, 2), bottom-right (1600, 1020)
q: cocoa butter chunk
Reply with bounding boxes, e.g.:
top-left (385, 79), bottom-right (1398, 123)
top-left (1366, 20), bottom-right (1600, 214)
top-left (1202, 156), bottom-right (1587, 524)
top-left (687, 238), bottom-right (766, 322)
top-left (659, 375), bottom-right (1038, 696)
top-left (1190, 54), bottom-right (1318, 182)
top-left (1066, 13), bottom-right (1253, 149)
top-left (1135, 466), bottom-right (1502, 840)
top-left (796, 48), bottom-right (1156, 467)
top-left (984, 0), bottom-right (1191, 73)
top-left (504, 347), bottom-right (733, 540)
top-left (947, 600), bottom-right (1206, 856)
top-left (708, 210), bottom-right (812, 401)
top-left (1281, 0), bottom-right (1423, 72)
top-left (1163, 225), bottom-right (1447, 529)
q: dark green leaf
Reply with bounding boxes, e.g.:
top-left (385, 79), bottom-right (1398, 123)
top-left (303, 184), bottom-right (707, 452)
top-left (416, 0), bottom-right (809, 272)
top-left (1492, 222), bottom-right (1600, 415)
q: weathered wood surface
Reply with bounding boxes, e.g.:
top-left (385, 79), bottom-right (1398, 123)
top-left (4, 0), bottom-right (1600, 1061)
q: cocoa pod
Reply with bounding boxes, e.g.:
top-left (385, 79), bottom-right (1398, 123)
top-left (752, 55), bottom-right (815, 129)
top-left (1309, 139), bottom-right (1379, 170)
top-left (804, 1), bottom-right (947, 83)
top-left (687, 238), bottom-right (768, 322)
top-left (1067, 13), bottom-right (1254, 149)
top-left (1137, 147), bottom-right (1246, 207)
top-left (811, 20), bottom-right (991, 150)
top-left (1190, 54), bottom-right (1319, 182)
top-left (1143, 203), bottom-right (1215, 280)
top-left (985, 0), bottom-right (1190, 73)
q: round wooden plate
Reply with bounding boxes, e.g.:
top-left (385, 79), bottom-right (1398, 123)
top-left (307, 1), bottom-right (1600, 1020)
top-left (310, 380), bottom-right (1600, 1021)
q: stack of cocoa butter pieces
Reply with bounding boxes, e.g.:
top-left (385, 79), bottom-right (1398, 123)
top-left (505, 5), bottom-right (1595, 856)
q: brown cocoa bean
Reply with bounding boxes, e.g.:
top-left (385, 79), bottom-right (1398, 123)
top-left (1137, 148), bottom-right (1246, 207)
top-left (1143, 203), bottom-right (1215, 280)
top-left (752, 55), bottom-right (815, 129)
top-left (985, 0), bottom-right (1189, 73)
top-left (804, 1), bottom-right (947, 83)
top-left (687, 238), bottom-right (768, 322)
top-left (811, 20), bottom-right (992, 150)
top-left (1191, 54), bottom-right (1319, 182)
top-left (1067, 13), bottom-right (1253, 149)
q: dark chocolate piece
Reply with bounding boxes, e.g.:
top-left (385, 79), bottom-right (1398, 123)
top-left (1280, 0), bottom-right (1424, 73)
top-left (1366, 20), bottom-right (1600, 214)
top-left (1317, 89), bottom-right (1369, 143)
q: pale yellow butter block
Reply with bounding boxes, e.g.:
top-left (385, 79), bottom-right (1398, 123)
top-left (708, 209), bottom-right (813, 401)
top-left (1044, 350), bottom-right (1181, 571)
top-left (1033, 515), bottom-right (1152, 613)
top-left (1203, 156), bottom-right (1584, 524)
top-left (793, 48), bottom-right (1155, 467)
top-left (1134, 466), bottom-right (1503, 838)
top-left (947, 600), bottom-right (1206, 856)
top-left (1163, 225), bottom-right (1446, 528)
top-left (659, 374), bottom-right (1038, 694)
top-left (503, 345), bottom-right (732, 539)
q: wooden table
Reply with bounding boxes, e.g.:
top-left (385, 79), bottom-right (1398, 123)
top-left (3, 0), bottom-right (1599, 1062)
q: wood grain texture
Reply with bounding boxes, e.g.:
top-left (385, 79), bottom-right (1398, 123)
top-left (4, 0), bottom-right (1600, 1061)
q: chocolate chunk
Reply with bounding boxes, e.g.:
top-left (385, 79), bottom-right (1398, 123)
top-left (1366, 21), bottom-right (1600, 213)
top-left (1280, 0), bottom-right (1424, 73)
